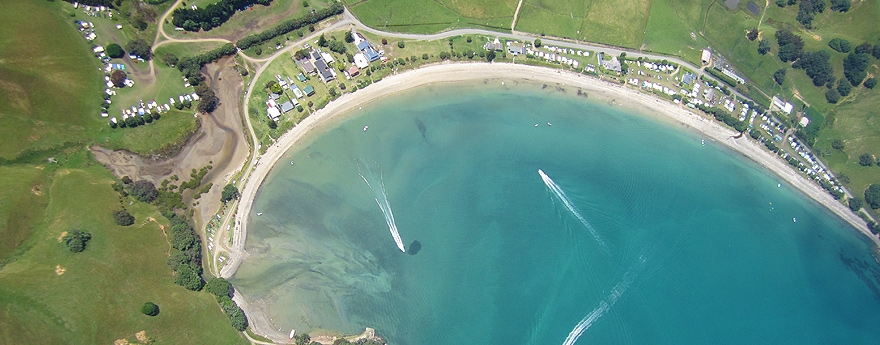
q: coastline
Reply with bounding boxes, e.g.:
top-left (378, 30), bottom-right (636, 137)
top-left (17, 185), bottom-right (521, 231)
top-left (222, 62), bottom-right (880, 343)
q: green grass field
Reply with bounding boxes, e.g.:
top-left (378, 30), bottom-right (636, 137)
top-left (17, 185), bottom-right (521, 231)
top-left (0, 166), bottom-right (49, 263)
top-left (515, 0), bottom-right (651, 47)
top-left (0, 163), bottom-right (248, 344)
top-left (0, 0), bottom-right (104, 161)
top-left (641, 0), bottom-right (712, 64)
top-left (164, 0), bottom-right (330, 41)
top-left (346, 0), bottom-right (515, 33)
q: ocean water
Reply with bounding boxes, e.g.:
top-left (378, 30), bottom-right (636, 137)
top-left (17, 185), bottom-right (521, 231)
top-left (231, 83), bottom-right (880, 344)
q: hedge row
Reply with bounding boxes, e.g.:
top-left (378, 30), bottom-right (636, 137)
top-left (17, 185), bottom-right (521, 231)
top-left (235, 2), bottom-right (344, 49)
top-left (171, 0), bottom-right (271, 32)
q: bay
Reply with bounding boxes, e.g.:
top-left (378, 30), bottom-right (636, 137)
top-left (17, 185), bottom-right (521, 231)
top-left (231, 83), bottom-right (880, 344)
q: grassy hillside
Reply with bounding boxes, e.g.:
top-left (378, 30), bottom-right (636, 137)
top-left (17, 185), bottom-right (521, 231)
top-left (0, 161), bottom-right (248, 344)
top-left (0, 0), bottom-right (103, 161)
top-left (0, 0), bottom-right (251, 342)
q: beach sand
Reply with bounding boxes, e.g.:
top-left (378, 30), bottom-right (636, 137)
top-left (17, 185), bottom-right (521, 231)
top-left (222, 62), bottom-right (879, 343)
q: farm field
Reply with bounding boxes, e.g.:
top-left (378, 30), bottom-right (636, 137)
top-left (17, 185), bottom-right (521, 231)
top-left (514, 0), bottom-right (651, 48)
top-left (0, 163), bottom-right (248, 344)
top-left (0, 0), bottom-right (103, 161)
top-left (344, 0), bottom-right (516, 33)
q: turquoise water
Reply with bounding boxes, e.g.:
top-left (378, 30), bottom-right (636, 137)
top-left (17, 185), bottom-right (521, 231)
top-left (231, 83), bottom-right (880, 344)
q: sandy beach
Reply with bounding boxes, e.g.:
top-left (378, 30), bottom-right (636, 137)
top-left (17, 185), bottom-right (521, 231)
top-left (222, 62), bottom-right (879, 343)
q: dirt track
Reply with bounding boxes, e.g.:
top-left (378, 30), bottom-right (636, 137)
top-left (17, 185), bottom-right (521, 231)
top-left (92, 56), bottom-right (249, 228)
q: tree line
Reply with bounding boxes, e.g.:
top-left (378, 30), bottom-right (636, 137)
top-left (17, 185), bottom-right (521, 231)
top-left (235, 2), bottom-right (344, 49)
top-left (171, 0), bottom-right (271, 32)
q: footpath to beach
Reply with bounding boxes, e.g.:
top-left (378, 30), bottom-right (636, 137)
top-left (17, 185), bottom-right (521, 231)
top-left (221, 62), bottom-right (879, 343)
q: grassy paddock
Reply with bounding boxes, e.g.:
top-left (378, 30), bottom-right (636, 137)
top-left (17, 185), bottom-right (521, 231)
top-left (346, 0), bottom-right (514, 33)
top-left (0, 0), bottom-right (103, 161)
top-left (0, 167), bottom-right (49, 263)
top-left (99, 111), bottom-right (201, 156)
top-left (0, 165), bottom-right (248, 344)
top-left (516, 0), bottom-right (651, 48)
top-left (642, 0), bottom-right (712, 65)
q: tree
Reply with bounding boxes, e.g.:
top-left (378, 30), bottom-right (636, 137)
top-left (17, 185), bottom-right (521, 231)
top-left (830, 0), bottom-right (851, 12)
top-left (832, 139), bottom-right (845, 150)
top-left (106, 43), bottom-right (125, 58)
top-left (757, 39), bottom-right (771, 55)
top-left (221, 184), bottom-right (239, 203)
top-left (198, 95), bottom-right (219, 113)
top-left (294, 49), bottom-right (310, 60)
top-left (865, 78), bottom-right (877, 89)
top-left (849, 197), bottom-right (864, 212)
top-left (205, 278), bottom-right (232, 297)
top-left (486, 50), bottom-right (496, 62)
top-left (110, 70), bottom-right (127, 88)
top-left (773, 68), bottom-right (786, 85)
top-left (381, 38), bottom-right (387, 45)
top-left (345, 31), bottom-right (355, 43)
top-left (747, 29), bottom-right (758, 41)
top-left (328, 40), bottom-right (347, 54)
top-left (113, 209), bottom-right (135, 226)
top-left (317, 34), bottom-right (327, 47)
top-left (859, 153), bottom-right (874, 166)
top-left (874, 44), bottom-right (880, 59)
top-left (775, 29), bottom-right (804, 62)
top-left (534, 38), bottom-right (542, 48)
top-left (828, 38), bottom-right (851, 53)
top-left (843, 52), bottom-right (870, 86)
top-left (397, 41), bottom-right (405, 49)
top-left (793, 50), bottom-right (833, 86)
top-left (162, 52), bottom-right (178, 67)
top-left (865, 184), bottom-right (880, 209)
top-left (268, 119), bottom-right (277, 129)
top-left (130, 180), bottom-right (158, 203)
top-left (825, 88), bottom-right (841, 103)
top-left (125, 38), bottom-right (153, 60)
top-left (175, 264), bottom-right (204, 291)
top-left (141, 302), bottom-right (160, 316)
top-left (63, 230), bottom-right (92, 253)
top-left (837, 79), bottom-right (852, 96)
top-left (855, 42), bottom-right (873, 54)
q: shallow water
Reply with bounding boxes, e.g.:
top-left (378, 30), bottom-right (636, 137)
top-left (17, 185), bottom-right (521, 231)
top-left (232, 83), bottom-right (880, 344)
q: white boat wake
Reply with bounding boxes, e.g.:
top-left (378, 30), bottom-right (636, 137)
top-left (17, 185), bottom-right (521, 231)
top-left (359, 164), bottom-right (406, 252)
top-left (538, 169), bottom-right (609, 253)
top-left (561, 266), bottom-right (639, 345)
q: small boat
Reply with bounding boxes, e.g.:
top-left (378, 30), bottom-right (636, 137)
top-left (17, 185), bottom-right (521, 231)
top-left (290, 161), bottom-right (295, 165)
top-left (534, 123), bottom-right (539, 127)
top-left (256, 212), bottom-right (263, 216)
top-left (701, 139), bottom-right (705, 146)
top-left (547, 122), bottom-right (552, 126)
top-left (289, 329), bottom-right (296, 339)
top-left (363, 126), bottom-right (369, 132)
top-left (793, 218), bottom-right (797, 223)
top-left (777, 183), bottom-right (781, 188)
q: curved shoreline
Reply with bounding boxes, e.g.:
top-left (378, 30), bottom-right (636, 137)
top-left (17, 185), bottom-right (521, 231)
top-left (223, 62), bottom-right (879, 342)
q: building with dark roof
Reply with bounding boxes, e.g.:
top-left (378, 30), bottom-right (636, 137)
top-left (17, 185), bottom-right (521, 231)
top-left (315, 59), bottom-right (335, 82)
